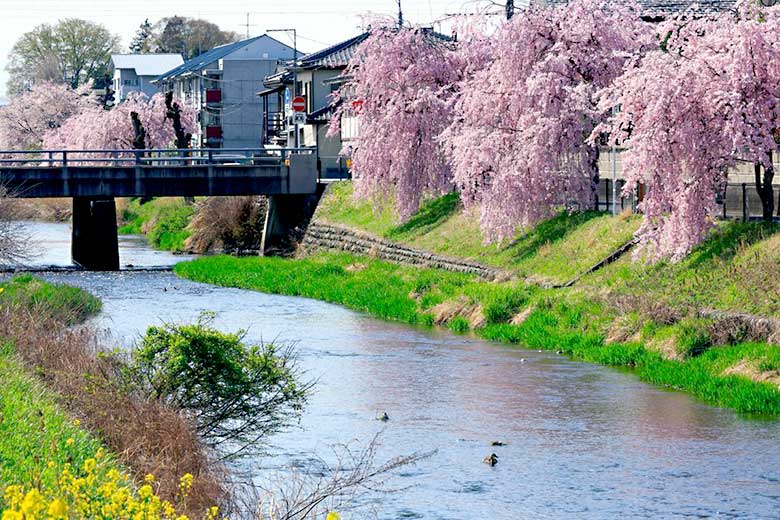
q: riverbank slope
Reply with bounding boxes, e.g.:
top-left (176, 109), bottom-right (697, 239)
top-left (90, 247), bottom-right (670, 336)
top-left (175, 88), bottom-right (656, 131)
top-left (175, 182), bottom-right (780, 415)
top-left (0, 275), bottom-right (219, 518)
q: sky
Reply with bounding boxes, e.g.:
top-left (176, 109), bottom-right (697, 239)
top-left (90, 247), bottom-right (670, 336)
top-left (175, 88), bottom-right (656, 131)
top-left (0, 0), bottom-right (485, 101)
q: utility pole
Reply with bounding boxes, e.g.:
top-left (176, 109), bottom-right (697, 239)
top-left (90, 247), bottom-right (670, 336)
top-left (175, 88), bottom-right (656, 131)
top-left (268, 29), bottom-right (299, 148)
top-left (506, 0), bottom-right (515, 20)
top-left (397, 0), bottom-right (403, 26)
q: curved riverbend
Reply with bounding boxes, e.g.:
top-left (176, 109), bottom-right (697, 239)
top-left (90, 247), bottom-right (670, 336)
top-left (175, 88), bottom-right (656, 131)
top-left (17, 222), bottom-right (780, 519)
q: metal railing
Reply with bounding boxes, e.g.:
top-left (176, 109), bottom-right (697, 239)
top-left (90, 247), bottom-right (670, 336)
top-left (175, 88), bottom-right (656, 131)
top-left (0, 147), bottom-right (317, 168)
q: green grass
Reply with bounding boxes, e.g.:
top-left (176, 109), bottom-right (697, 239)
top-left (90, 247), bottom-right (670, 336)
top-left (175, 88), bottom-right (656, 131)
top-left (585, 221), bottom-right (780, 317)
top-left (0, 342), bottom-right (123, 490)
top-left (0, 276), bottom-right (125, 492)
top-left (1, 274), bottom-right (101, 324)
top-left (119, 198), bottom-right (195, 252)
top-left (316, 182), bottom-right (640, 284)
top-left (176, 253), bottom-right (780, 416)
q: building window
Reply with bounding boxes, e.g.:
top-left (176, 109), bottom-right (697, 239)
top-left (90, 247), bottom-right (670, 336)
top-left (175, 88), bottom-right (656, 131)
top-left (122, 78), bottom-right (138, 86)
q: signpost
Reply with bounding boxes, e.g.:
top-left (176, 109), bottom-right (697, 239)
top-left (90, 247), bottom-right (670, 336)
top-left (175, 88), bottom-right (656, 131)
top-left (292, 96), bottom-right (306, 112)
top-left (293, 112), bottom-right (306, 125)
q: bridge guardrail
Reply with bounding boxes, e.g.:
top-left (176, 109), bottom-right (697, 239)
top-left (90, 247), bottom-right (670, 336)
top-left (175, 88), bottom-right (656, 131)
top-left (0, 147), bottom-right (317, 168)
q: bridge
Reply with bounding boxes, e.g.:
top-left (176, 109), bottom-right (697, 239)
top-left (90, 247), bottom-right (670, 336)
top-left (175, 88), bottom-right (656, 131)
top-left (0, 148), bottom-right (320, 270)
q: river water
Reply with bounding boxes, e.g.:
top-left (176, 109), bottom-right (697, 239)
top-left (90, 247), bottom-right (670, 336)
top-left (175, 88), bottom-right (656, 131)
top-left (14, 222), bottom-right (780, 519)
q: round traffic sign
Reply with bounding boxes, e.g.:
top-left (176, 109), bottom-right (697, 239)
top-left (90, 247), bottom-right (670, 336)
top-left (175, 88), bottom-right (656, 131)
top-left (292, 96), bottom-right (306, 112)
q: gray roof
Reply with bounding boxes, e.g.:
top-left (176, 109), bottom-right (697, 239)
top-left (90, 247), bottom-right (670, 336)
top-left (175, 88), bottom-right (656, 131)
top-left (298, 33), bottom-right (369, 70)
top-left (155, 35), bottom-right (295, 83)
top-left (110, 54), bottom-right (183, 76)
top-left (545, 0), bottom-right (736, 15)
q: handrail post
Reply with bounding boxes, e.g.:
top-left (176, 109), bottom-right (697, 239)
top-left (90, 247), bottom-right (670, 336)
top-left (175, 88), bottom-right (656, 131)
top-left (208, 149), bottom-right (213, 164)
top-left (62, 151), bottom-right (67, 169)
top-left (48, 151), bottom-right (53, 167)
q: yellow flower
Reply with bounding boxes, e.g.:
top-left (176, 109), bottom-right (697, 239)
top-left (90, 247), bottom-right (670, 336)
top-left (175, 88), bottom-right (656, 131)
top-left (72, 419), bottom-right (81, 427)
top-left (95, 447), bottom-right (105, 459)
top-left (20, 489), bottom-right (45, 516)
top-left (65, 438), bottom-right (75, 447)
top-left (178, 473), bottom-right (194, 496)
top-left (47, 461), bottom-right (56, 469)
top-left (47, 498), bottom-right (69, 519)
top-left (205, 506), bottom-right (219, 520)
top-left (326, 513), bottom-right (340, 520)
top-left (83, 458), bottom-right (97, 474)
top-left (1, 511), bottom-right (23, 520)
top-left (138, 484), bottom-right (154, 500)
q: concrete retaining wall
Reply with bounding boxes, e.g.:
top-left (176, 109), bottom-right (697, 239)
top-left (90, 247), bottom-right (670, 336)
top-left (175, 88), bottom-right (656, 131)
top-left (300, 221), bottom-right (506, 279)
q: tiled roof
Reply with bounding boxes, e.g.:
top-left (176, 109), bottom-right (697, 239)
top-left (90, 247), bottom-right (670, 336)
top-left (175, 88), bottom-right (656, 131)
top-left (110, 54), bottom-right (183, 76)
top-left (297, 28), bottom-right (453, 71)
top-left (545, 0), bottom-right (736, 14)
top-left (155, 36), bottom-right (267, 83)
top-left (298, 33), bottom-right (369, 69)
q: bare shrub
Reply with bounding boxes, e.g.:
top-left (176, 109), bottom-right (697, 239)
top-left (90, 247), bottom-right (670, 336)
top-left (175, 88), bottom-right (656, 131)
top-left (236, 435), bottom-right (433, 520)
top-left (185, 196), bottom-right (267, 254)
top-left (0, 301), bottom-right (227, 516)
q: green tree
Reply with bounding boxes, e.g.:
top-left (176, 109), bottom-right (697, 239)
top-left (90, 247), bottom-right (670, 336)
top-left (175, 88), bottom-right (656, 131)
top-left (127, 314), bottom-right (311, 459)
top-left (6, 19), bottom-right (120, 95)
top-left (130, 19), bottom-right (153, 53)
top-left (151, 16), bottom-right (241, 59)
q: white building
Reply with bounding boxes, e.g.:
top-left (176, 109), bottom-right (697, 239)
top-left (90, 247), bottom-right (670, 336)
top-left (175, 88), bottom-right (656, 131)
top-left (154, 36), bottom-right (296, 149)
top-left (109, 54), bottom-right (184, 102)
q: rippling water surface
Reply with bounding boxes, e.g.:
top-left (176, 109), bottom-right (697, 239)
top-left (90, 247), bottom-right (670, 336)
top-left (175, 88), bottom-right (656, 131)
top-left (17, 222), bottom-right (780, 519)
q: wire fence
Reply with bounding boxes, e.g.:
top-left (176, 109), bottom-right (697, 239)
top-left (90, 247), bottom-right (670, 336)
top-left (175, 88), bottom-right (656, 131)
top-left (595, 178), bottom-right (780, 221)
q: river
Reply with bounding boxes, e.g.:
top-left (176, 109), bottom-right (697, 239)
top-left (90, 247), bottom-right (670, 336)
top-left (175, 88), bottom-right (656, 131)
top-left (13, 221), bottom-right (780, 519)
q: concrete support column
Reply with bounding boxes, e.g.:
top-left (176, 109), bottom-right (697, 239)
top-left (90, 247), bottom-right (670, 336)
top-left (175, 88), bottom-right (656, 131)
top-left (72, 197), bottom-right (120, 271)
top-left (261, 194), bottom-right (320, 256)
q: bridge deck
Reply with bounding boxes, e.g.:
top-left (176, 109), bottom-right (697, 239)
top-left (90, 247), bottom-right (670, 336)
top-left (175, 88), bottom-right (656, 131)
top-left (0, 148), bottom-right (318, 198)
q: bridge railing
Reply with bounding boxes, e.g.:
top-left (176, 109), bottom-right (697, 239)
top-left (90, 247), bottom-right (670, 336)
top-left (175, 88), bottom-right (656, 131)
top-left (0, 147), bottom-right (317, 168)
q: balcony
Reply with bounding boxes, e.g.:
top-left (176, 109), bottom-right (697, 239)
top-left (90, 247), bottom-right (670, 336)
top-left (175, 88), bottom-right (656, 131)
top-left (205, 89), bottom-right (222, 104)
top-left (206, 126), bottom-right (223, 140)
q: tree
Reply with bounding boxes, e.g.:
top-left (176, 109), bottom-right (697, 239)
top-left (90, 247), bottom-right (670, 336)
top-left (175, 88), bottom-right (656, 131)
top-left (599, 2), bottom-right (780, 260)
top-left (42, 92), bottom-right (197, 154)
top-left (330, 25), bottom-right (460, 220)
top-left (445, 0), bottom-right (653, 242)
top-left (6, 19), bottom-right (120, 94)
top-left (127, 315), bottom-right (311, 459)
top-left (151, 17), bottom-right (241, 59)
top-left (130, 19), bottom-right (153, 53)
top-left (0, 82), bottom-right (96, 150)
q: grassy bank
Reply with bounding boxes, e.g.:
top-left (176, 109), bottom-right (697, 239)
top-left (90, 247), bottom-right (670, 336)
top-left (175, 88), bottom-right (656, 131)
top-left (119, 197), bottom-right (194, 252)
top-left (316, 183), bottom-right (780, 317)
top-left (0, 277), bottom-right (131, 513)
top-left (316, 182), bottom-right (640, 285)
top-left (0, 276), bottom-right (219, 518)
top-left (176, 253), bottom-right (780, 415)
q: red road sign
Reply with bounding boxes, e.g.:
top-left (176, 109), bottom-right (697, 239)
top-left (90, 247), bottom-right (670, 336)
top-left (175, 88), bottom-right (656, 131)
top-left (292, 96), bottom-right (306, 112)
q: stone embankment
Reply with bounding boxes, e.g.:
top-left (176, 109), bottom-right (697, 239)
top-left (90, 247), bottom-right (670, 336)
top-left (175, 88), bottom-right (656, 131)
top-left (300, 222), bottom-right (508, 280)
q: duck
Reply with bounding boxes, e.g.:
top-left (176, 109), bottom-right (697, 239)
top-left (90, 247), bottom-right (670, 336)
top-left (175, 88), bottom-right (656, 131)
top-left (491, 441), bottom-right (507, 447)
top-left (483, 453), bottom-right (498, 466)
top-left (376, 412), bottom-right (390, 422)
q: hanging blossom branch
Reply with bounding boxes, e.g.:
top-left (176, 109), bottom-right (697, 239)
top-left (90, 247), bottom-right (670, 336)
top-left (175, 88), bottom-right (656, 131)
top-left (596, 1), bottom-right (780, 260)
top-left (442, 0), bottom-right (654, 242)
top-left (329, 24), bottom-right (461, 220)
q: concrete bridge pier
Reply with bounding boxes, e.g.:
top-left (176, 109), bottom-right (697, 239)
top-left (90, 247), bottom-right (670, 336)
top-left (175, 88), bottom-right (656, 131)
top-left (261, 192), bottom-right (322, 256)
top-left (72, 197), bottom-right (120, 271)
